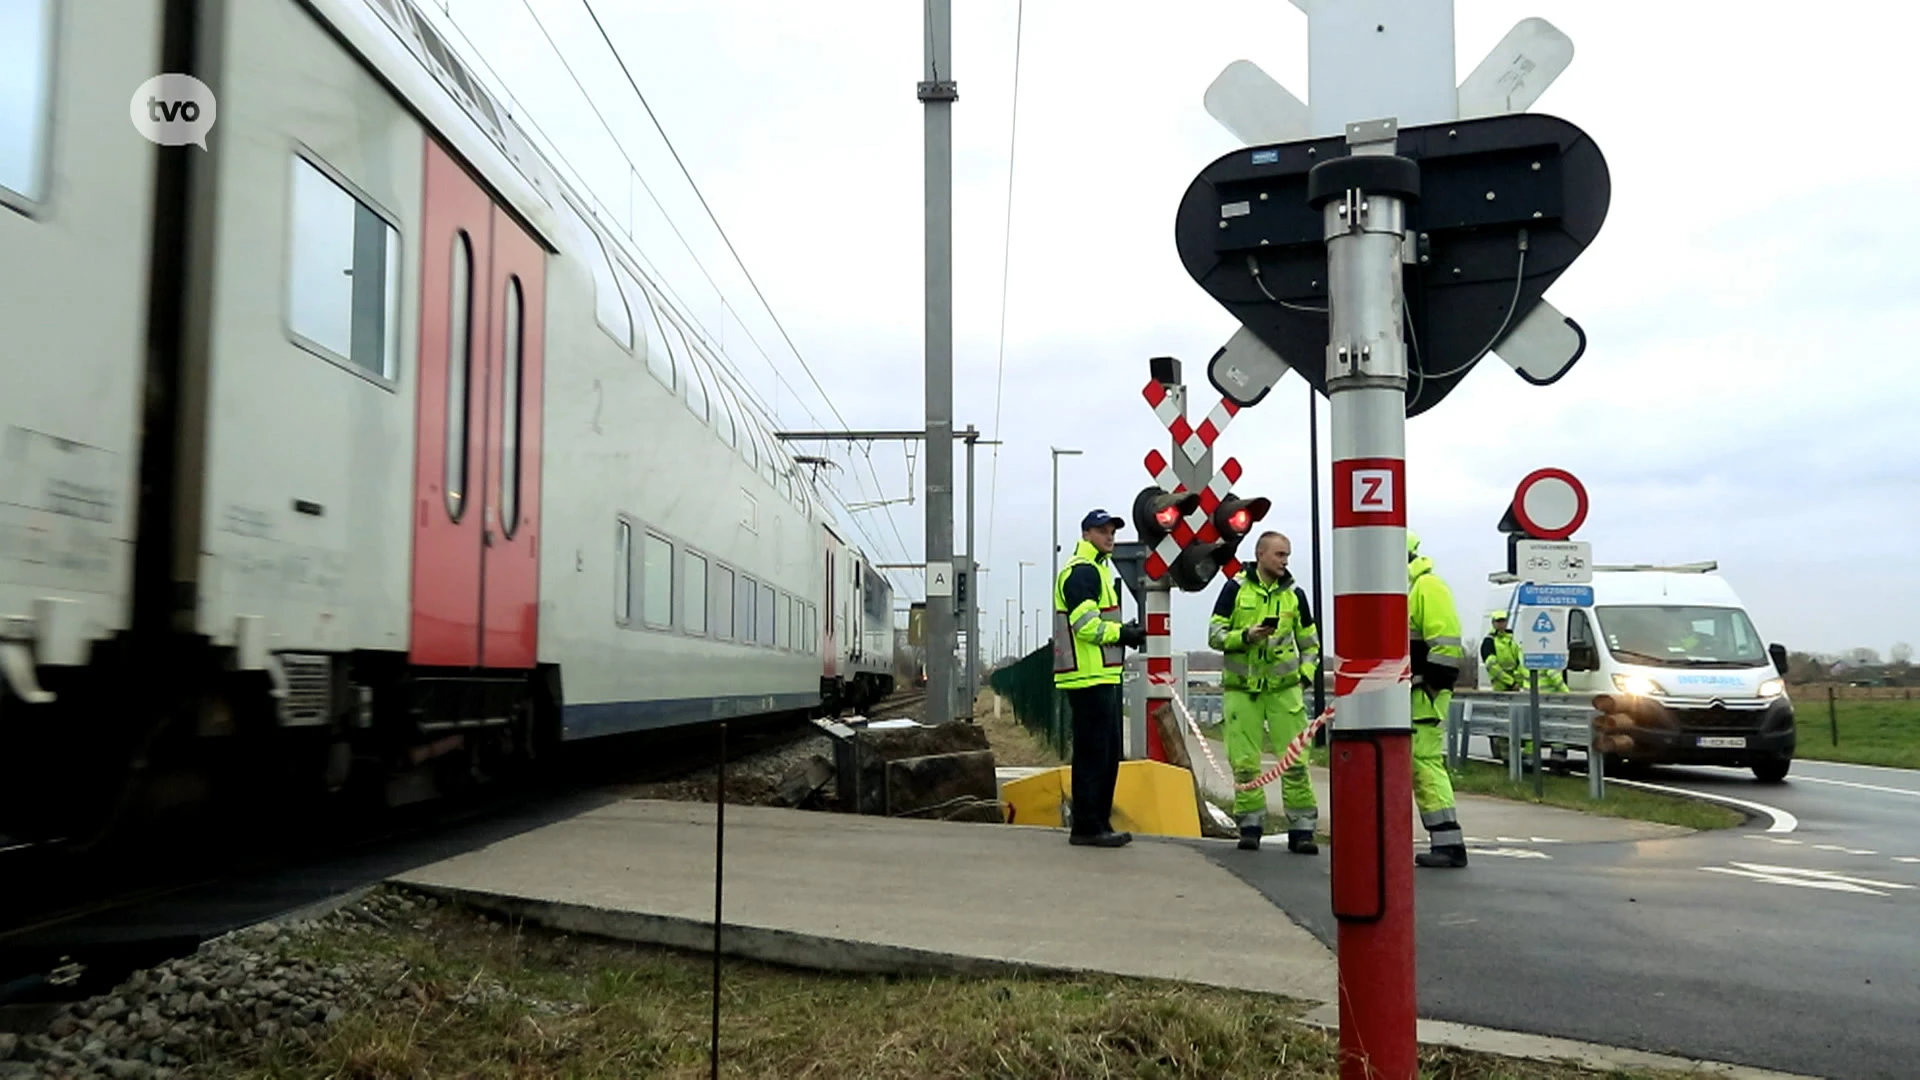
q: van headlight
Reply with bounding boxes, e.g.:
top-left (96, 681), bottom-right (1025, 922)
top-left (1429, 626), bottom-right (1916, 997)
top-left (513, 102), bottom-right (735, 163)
top-left (1612, 673), bottom-right (1663, 697)
top-left (1758, 678), bottom-right (1784, 698)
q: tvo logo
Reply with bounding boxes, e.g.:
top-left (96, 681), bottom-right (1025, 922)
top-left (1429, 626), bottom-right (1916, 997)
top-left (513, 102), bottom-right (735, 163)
top-left (130, 74), bottom-right (217, 149)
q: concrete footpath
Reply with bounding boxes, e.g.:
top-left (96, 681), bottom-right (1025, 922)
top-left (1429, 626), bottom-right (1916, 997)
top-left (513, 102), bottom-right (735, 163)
top-left (390, 795), bottom-right (1803, 1078)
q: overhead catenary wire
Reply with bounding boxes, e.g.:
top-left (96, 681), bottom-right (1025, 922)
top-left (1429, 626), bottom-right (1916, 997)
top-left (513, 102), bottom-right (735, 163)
top-left (467, 0), bottom-right (918, 584)
top-left (983, 0), bottom-right (1024, 576)
top-left (578, 0), bottom-right (919, 586)
top-left (464, 0), bottom-right (919, 583)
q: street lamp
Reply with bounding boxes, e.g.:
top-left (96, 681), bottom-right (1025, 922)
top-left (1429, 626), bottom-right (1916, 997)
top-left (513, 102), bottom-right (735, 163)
top-left (1050, 447), bottom-right (1083, 593)
top-left (1017, 560), bottom-right (1034, 655)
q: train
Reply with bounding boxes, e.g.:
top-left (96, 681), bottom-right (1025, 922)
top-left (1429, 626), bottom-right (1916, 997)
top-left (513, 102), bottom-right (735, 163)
top-left (0, 0), bottom-right (895, 846)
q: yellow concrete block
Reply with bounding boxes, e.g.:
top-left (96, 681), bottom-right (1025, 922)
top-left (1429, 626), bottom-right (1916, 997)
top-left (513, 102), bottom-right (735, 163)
top-left (999, 760), bottom-right (1200, 838)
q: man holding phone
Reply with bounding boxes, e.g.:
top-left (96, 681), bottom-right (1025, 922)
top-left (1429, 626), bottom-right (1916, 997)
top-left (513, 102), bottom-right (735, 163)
top-left (1207, 532), bottom-right (1321, 852)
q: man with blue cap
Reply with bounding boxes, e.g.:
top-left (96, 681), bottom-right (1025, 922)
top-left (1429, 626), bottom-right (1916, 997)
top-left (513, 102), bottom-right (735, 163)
top-left (1051, 508), bottom-right (1147, 847)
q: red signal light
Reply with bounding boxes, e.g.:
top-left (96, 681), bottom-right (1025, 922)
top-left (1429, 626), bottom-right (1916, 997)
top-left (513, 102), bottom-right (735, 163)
top-left (1228, 508), bottom-right (1251, 534)
top-left (1155, 505), bottom-right (1180, 528)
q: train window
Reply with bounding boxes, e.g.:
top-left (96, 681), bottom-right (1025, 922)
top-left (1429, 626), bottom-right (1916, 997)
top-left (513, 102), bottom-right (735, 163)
top-left (558, 195), bottom-right (630, 349)
top-left (777, 592), bottom-right (793, 650)
top-left (614, 520), bottom-right (633, 625)
top-left (713, 566), bottom-right (735, 640)
top-left (444, 230), bottom-right (474, 521)
top-left (0, 0), bottom-right (54, 209)
top-left (642, 532), bottom-right (673, 629)
top-left (499, 275), bottom-right (524, 537)
top-left (612, 263), bottom-right (648, 360)
top-left (683, 552), bottom-right (708, 636)
top-left (759, 583), bottom-right (776, 646)
top-left (682, 334), bottom-right (710, 423)
top-left (287, 154), bottom-right (401, 381)
top-left (626, 272), bottom-right (671, 390)
top-left (736, 575), bottom-right (757, 643)
top-left (712, 378), bottom-right (738, 449)
top-left (739, 410), bottom-right (758, 469)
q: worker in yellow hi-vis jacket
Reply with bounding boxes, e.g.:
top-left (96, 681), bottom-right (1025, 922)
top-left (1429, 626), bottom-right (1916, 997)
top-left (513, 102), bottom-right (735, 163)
top-left (1208, 532), bottom-right (1321, 854)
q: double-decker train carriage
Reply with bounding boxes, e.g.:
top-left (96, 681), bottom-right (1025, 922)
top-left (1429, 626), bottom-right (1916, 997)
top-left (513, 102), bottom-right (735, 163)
top-left (0, 0), bottom-right (892, 845)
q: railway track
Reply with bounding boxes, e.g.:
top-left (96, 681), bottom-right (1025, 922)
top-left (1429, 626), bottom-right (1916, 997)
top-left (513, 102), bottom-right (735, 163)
top-left (0, 712), bottom-right (816, 1014)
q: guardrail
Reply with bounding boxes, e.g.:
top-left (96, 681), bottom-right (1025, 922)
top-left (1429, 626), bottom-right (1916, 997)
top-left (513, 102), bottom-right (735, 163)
top-left (1446, 690), bottom-right (1603, 798)
top-left (1175, 686), bottom-right (1609, 800)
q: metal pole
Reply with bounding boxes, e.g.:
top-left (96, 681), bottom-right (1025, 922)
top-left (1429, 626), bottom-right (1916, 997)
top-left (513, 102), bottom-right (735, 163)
top-left (1829, 685), bottom-right (1838, 745)
top-left (1144, 578), bottom-right (1173, 763)
top-left (1316, 119), bottom-right (1417, 1080)
top-left (1588, 702), bottom-right (1605, 800)
top-left (1530, 669), bottom-right (1543, 797)
top-left (1509, 692), bottom-right (1523, 784)
top-left (1017, 560), bottom-right (1032, 656)
top-left (710, 720), bottom-right (726, 1080)
top-left (1309, 383), bottom-right (1327, 723)
top-left (919, 0), bottom-right (956, 725)
top-left (965, 430), bottom-right (979, 716)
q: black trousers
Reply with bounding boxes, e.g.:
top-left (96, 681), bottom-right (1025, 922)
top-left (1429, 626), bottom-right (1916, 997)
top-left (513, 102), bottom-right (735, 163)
top-left (1066, 683), bottom-right (1123, 836)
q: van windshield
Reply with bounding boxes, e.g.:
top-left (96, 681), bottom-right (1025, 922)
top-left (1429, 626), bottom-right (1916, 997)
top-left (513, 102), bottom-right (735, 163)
top-left (1594, 605), bottom-right (1766, 668)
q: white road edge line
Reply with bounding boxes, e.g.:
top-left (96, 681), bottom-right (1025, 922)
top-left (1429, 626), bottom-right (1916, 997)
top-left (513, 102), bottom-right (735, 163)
top-left (1790, 774), bottom-right (1920, 799)
top-left (1792, 758), bottom-right (1920, 777)
top-left (1606, 776), bottom-right (1799, 834)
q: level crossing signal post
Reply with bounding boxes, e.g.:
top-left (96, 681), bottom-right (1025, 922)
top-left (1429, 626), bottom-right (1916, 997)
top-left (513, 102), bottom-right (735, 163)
top-left (1172, 19), bottom-right (1612, 1077)
top-left (1129, 358), bottom-right (1269, 765)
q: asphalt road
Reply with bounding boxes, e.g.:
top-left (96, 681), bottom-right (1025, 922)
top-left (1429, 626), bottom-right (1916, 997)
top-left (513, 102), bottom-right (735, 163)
top-left (1201, 750), bottom-right (1920, 1080)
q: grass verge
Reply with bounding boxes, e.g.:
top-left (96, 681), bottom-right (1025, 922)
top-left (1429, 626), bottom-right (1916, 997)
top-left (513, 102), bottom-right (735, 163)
top-left (973, 690), bottom-right (1064, 769)
top-left (1448, 760), bottom-right (1743, 831)
top-left (235, 887), bottom-right (1710, 1079)
top-left (1792, 698), bottom-right (1920, 770)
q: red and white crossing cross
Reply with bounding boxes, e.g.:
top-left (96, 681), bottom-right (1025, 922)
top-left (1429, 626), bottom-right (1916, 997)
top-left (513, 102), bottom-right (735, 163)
top-left (1141, 450), bottom-right (1248, 582)
top-left (1142, 379), bottom-right (1241, 464)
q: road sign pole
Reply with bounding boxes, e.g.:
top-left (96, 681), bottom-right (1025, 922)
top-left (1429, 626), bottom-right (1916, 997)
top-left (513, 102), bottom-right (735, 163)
top-left (1316, 119), bottom-right (1418, 1080)
top-left (1531, 668), bottom-right (1544, 797)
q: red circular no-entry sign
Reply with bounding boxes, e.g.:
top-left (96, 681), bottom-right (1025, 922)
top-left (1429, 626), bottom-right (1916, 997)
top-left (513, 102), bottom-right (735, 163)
top-left (1513, 468), bottom-right (1588, 540)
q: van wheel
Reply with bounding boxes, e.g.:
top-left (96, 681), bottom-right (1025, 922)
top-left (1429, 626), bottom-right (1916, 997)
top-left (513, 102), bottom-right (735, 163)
top-left (1751, 755), bottom-right (1791, 783)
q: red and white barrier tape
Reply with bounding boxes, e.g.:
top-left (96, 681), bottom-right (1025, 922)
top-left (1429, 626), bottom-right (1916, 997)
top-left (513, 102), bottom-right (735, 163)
top-left (1151, 656), bottom-right (1410, 793)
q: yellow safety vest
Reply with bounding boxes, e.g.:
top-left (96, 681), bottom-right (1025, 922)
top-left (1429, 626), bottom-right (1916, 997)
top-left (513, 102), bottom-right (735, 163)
top-left (1208, 571), bottom-right (1319, 694)
top-left (1052, 540), bottom-right (1124, 689)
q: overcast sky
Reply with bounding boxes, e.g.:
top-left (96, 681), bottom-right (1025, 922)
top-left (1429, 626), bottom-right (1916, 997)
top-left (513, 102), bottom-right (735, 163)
top-left (422, 0), bottom-right (1918, 658)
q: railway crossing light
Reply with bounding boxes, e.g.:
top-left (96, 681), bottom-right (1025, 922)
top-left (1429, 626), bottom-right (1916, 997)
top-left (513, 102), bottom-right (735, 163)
top-left (1133, 485), bottom-right (1200, 549)
top-left (1212, 493), bottom-right (1270, 574)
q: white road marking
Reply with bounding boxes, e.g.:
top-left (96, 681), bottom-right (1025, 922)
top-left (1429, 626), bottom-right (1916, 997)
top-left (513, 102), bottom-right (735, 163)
top-left (1700, 862), bottom-right (1916, 897)
top-left (1790, 774), bottom-right (1920, 799)
top-left (1812, 844), bottom-right (1879, 855)
top-left (1468, 847), bottom-right (1553, 859)
top-left (1745, 835), bottom-right (1803, 844)
top-left (1607, 777), bottom-right (1798, 833)
top-left (1895, 857), bottom-right (1920, 864)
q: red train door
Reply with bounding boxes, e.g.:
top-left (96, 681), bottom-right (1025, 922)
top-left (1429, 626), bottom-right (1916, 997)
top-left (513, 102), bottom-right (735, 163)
top-left (479, 203), bottom-right (545, 669)
top-left (410, 139), bottom-right (544, 669)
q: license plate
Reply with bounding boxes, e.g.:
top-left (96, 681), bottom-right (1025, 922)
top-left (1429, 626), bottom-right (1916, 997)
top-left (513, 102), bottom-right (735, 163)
top-left (1697, 736), bottom-right (1747, 749)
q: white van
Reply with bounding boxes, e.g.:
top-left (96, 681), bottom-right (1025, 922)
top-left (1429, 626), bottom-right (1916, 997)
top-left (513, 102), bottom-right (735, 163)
top-left (1478, 561), bottom-right (1796, 782)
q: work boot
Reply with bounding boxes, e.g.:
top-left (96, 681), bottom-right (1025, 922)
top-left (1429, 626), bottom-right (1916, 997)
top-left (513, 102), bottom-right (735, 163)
top-left (1287, 829), bottom-right (1319, 855)
top-left (1070, 831), bottom-right (1131, 848)
top-left (1415, 844), bottom-right (1469, 868)
top-left (1237, 826), bottom-right (1262, 851)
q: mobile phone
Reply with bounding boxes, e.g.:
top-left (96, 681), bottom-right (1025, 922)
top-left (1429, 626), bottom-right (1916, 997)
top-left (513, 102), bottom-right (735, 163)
top-left (1261, 615), bottom-right (1280, 630)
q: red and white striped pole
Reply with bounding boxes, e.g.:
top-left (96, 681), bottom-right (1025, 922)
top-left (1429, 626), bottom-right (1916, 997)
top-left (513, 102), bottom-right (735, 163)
top-left (1314, 119), bottom-right (1420, 1080)
top-left (1144, 585), bottom-right (1172, 761)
